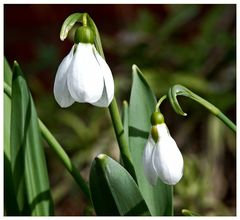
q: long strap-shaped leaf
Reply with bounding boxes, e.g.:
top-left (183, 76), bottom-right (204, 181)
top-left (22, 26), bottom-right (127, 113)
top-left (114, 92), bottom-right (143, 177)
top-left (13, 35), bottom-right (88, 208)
top-left (4, 59), bottom-right (90, 203)
top-left (10, 61), bottom-right (53, 215)
top-left (4, 58), bottom-right (20, 215)
top-left (128, 65), bottom-right (173, 216)
top-left (90, 154), bottom-right (150, 216)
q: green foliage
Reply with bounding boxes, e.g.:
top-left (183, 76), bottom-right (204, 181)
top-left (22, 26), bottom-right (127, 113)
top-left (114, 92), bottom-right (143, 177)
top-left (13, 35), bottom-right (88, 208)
top-left (128, 65), bottom-right (173, 215)
top-left (7, 61), bottom-right (53, 215)
top-left (4, 5), bottom-right (235, 215)
top-left (89, 154), bottom-right (150, 216)
top-left (4, 58), bottom-right (20, 215)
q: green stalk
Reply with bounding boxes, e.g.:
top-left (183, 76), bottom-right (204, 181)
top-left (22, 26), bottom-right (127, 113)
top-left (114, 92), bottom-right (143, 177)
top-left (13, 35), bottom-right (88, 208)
top-left (85, 16), bottom-right (136, 180)
top-left (38, 120), bottom-right (90, 200)
top-left (108, 98), bottom-right (137, 180)
top-left (190, 92), bottom-right (236, 132)
top-left (155, 95), bottom-right (167, 112)
top-left (4, 82), bottom-right (90, 200)
top-left (168, 84), bottom-right (236, 133)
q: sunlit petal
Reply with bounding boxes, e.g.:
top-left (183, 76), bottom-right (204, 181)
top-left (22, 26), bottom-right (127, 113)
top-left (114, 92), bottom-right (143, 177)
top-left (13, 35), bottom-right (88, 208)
top-left (67, 43), bottom-right (104, 104)
top-left (153, 123), bottom-right (184, 185)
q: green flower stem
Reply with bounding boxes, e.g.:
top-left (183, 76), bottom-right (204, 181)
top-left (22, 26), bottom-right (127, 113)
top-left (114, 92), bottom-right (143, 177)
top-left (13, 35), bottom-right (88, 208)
top-left (190, 92), bottom-right (236, 133)
top-left (168, 84), bottom-right (236, 133)
top-left (4, 82), bottom-right (91, 200)
top-left (38, 120), bottom-right (90, 200)
top-left (155, 95), bottom-right (167, 112)
top-left (108, 98), bottom-right (137, 181)
top-left (81, 14), bottom-right (136, 180)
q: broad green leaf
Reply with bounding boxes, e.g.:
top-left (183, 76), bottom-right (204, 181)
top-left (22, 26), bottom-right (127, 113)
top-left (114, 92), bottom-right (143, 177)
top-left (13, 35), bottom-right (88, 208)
top-left (4, 58), bottom-right (20, 215)
top-left (128, 65), bottom-right (173, 216)
top-left (89, 154), bottom-right (150, 216)
top-left (10, 61), bottom-right (53, 215)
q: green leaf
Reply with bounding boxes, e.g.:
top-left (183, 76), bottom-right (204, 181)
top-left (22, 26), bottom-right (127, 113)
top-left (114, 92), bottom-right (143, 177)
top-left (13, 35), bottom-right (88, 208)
top-left (128, 65), bottom-right (173, 216)
top-left (4, 58), bottom-right (12, 169)
top-left (4, 58), bottom-right (20, 215)
top-left (89, 154), bottom-right (150, 216)
top-left (10, 61), bottom-right (53, 215)
top-left (4, 57), bottom-right (12, 85)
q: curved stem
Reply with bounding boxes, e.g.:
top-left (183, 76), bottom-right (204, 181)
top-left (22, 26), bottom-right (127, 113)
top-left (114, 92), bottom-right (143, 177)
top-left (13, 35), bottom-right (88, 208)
top-left (4, 82), bottom-right (91, 200)
top-left (155, 95), bottom-right (167, 112)
top-left (187, 91), bottom-right (236, 132)
top-left (87, 17), bottom-right (136, 180)
top-left (168, 84), bottom-right (236, 133)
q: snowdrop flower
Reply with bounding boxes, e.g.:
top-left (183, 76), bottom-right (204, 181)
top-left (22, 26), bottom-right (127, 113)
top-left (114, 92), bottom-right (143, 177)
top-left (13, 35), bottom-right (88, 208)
top-left (54, 25), bottom-right (114, 108)
top-left (143, 112), bottom-right (184, 185)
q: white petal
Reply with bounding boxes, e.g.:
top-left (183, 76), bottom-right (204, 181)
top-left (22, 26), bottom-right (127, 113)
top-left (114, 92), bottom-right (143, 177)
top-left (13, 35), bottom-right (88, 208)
top-left (153, 124), bottom-right (184, 185)
top-left (156, 123), bottom-right (170, 138)
top-left (53, 46), bottom-right (75, 108)
top-left (143, 135), bottom-right (158, 185)
top-left (91, 86), bottom-right (109, 107)
top-left (67, 43), bottom-right (104, 104)
top-left (91, 47), bottom-right (114, 107)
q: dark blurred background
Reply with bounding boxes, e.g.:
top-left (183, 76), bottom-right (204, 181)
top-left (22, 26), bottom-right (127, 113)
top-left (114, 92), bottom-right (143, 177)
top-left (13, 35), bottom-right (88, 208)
top-left (4, 4), bottom-right (236, 216)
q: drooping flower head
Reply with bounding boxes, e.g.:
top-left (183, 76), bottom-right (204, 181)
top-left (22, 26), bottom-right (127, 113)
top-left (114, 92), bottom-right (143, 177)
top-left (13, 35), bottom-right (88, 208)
top-left (143, 111), bottom-right (184, 185)
top-left (54, 22), bottom-right (114, 108)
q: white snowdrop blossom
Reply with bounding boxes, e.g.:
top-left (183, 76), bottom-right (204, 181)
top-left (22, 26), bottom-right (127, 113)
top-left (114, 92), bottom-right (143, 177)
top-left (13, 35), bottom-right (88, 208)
top-left (54, 43), bottom-right (114, 108)
top-left (143, 123), bottom-right (184, 185)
